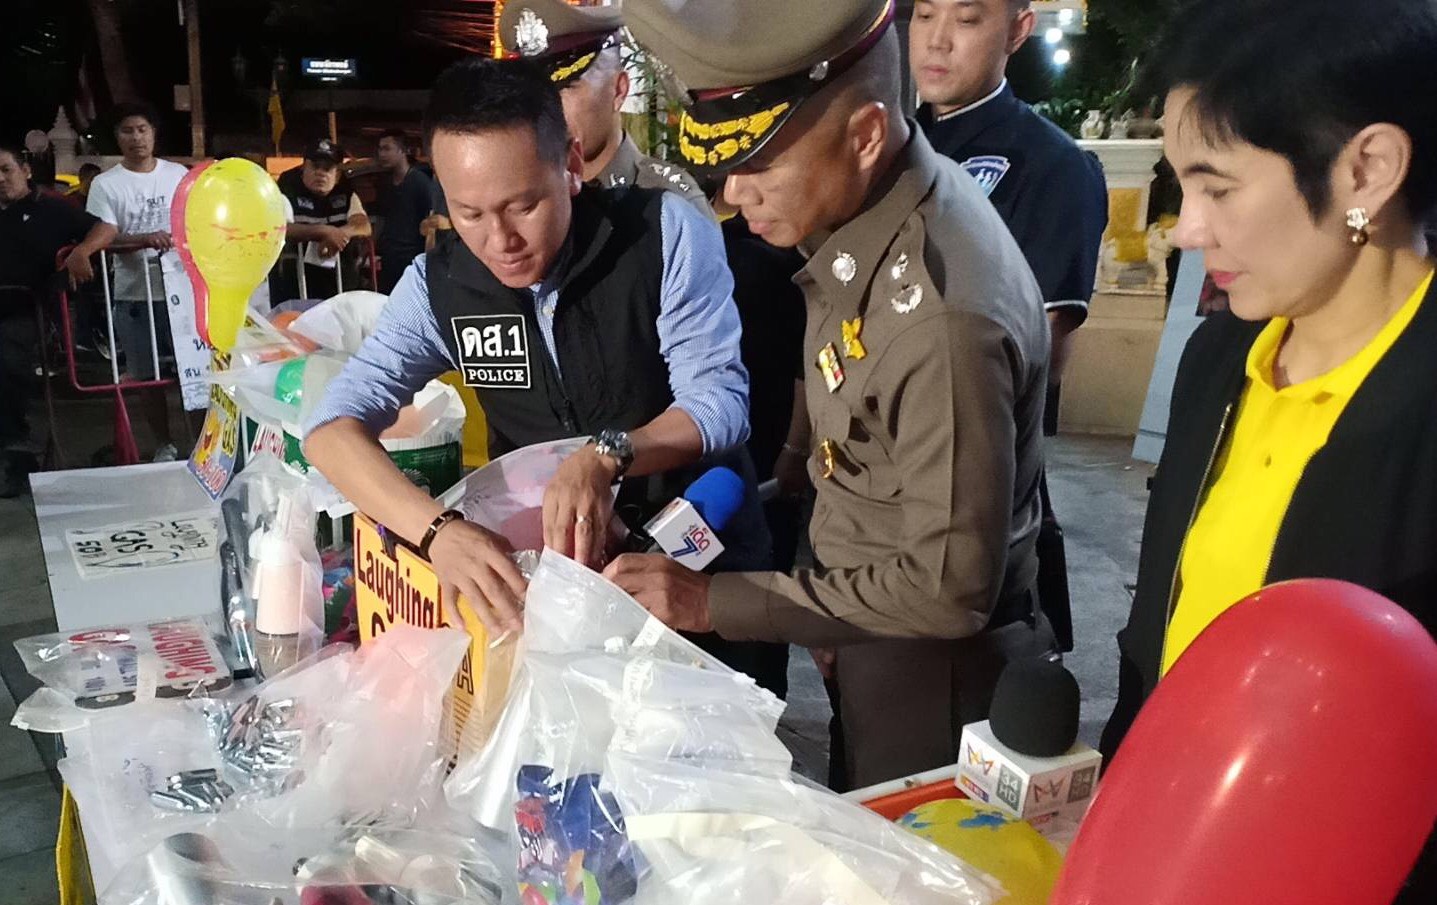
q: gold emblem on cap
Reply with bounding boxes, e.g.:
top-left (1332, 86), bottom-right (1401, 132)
top-left (550, 51), bottom-right (597, 83)
top-left (515, 8), bottom-right (549, 56)
top-left (892, 284), bottom-right (924, 315)
top-left (841, 317), bottom-right (867, 360)
top-left (891, 252), bottom-right (909, 281)
top-left (832, 252), bottom-right (858, 285)
top-left (679, 101), bottom-right (792, 167)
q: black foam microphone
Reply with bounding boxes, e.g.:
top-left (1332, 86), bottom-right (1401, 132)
top-left (955, 654), bottom-right (1102, 823)
top-left (990, 655), bottom-right (1082, 757)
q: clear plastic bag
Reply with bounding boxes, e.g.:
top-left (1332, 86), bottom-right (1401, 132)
top-left (101, 824), bottom-right (507, 905)
top-left (220, 624), bottom-right (471, 830)
top-left (521, 547), bottom-right (729, 664)
top-left (609, 755), bottom-right (1001, 905)
top-left (440, 438), bottom-right (600, 552)
top-left (11, 618), bottom-right (233, 732)
top-left (444, 551), bottom-right (780, 831)
top-left (58, 699), bottom-right (230, 876)
top-left (58, 625), bottom-right (470, 883)
top-left (218, 454), bottom-right (326, 679)
top-left (286, 290), bottom-right (390, 354)
top-left (448, 549), bottom-right (999, 905)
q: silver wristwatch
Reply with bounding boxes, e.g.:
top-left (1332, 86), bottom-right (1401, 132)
top-left (590, 429), bottom-right (635, 479)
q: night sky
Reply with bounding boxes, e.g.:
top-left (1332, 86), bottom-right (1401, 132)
top-left (3, 0), bottom-right (478, 152)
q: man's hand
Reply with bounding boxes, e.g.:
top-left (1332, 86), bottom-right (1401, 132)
top-left (809, 647), bottom-right (837, 680)
top-left (542, 446), bottom-right (618, 568)
top-left (426, 518), bottom-right (528, 637)
top-left (142, 231), bottom-right (174, 251)
top-left (603, 554), bottom-right (714, 633)
top-left (420, 213), bottom-right (451, 238)
top-left (318, 225), bottom-right (352, 258)
top-left (65, 250), bottom-right (95, 288)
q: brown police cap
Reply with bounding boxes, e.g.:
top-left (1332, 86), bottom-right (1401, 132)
top-left (500, 0), bottom-right (626, 87)
top-left (626, 0), bottom-right (895, 175)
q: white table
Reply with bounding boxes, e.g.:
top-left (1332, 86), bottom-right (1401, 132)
top-left (29, 462), bottom-right (228, 896)
top-left (32, 461), bottom-right (221, 631)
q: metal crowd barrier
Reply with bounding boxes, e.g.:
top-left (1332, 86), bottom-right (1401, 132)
top-left (287, 235), bottom-right (380, 300)
top-left (45, 234), bottom-right (379, 468)
top-left (51, 244), bottom-right (179, 467)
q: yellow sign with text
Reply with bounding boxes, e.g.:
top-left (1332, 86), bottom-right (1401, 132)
top-left (354, 513), bottom-right (515, 759)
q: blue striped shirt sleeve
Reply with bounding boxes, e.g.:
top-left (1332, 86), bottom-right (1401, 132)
top-left (657, 192), bottom-right (751, 455)
top-left (302, 254), bottom-right (456, 438)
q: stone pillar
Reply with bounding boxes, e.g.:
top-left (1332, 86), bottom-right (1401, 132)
top-left (49, 107), bottom-right (79, 175)
top-left (1060, 139), bottom-right (1170, 436)
top-left (1077, 139), bottom-right (1167, 294)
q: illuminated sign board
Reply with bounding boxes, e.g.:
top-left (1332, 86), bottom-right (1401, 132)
top-left (301, 58), bottom-right (359, 81)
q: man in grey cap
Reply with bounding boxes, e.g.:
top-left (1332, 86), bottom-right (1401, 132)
top-left (500, 0), bottom-right (711, 215)
top-left (608, 0), bottom-right (1055, 790)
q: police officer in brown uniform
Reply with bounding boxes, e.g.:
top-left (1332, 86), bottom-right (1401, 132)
top-left (607, 0), bottom-right (1055, 790)
top-left (499, 0), bottom-right (712, 215)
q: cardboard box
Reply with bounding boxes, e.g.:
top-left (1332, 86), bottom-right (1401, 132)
top-left (955, 720), bottom-right (1102, 822)
top-left (354, 512), bottom-right (516, 760)
top-left (354, 439), bottom-right (591, 758)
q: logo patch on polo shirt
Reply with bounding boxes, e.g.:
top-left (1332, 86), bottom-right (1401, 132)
top-left (451, 314), bottom-right (531, 389)
top-left (960, 155), bottom-right (1011, 197)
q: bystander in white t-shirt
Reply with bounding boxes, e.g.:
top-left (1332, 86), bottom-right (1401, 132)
top-left (86, 159), bottom-right (190, 300)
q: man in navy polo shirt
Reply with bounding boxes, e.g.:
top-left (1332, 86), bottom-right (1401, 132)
top-left (912, 0), bottom-right (1108, 650)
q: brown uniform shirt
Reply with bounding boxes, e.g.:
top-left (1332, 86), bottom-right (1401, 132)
top-left (595, 134), bottom-right (715, 219)
top-left (710, 127), bottom-right (1050, 647)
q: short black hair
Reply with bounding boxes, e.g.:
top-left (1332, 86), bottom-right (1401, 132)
top-left (0, 139), bottom-right (27, 167)
top-left (1155, 0), bottom-right (1437, 228)
top-left (110, 101), bottom-right (160, 133)
top-left (378, 128), bottom-right (410, 148)
top-left (422, 57), bottom-right (569, 166)
top-left (78, 162), bottom-right (102, 178)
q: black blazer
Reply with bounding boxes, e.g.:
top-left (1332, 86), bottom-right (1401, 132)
top-left (1101, 274), bottom-right (1437, 902)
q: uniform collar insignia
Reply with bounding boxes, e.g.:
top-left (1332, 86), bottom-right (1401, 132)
top-left (805, 126), bottom-right (941, 302)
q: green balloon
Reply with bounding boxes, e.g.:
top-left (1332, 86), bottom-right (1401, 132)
top-left (274, 357), bottom-right (307, 406)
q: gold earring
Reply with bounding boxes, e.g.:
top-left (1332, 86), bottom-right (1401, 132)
top-left (1346, 207), bottom-right (1371, 246)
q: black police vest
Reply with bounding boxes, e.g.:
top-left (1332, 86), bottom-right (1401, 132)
top-left (278, 168), bottom-right (355, 227)
top-left (428, 186), bottom-right (773, 570)
top-left (426, 186), bottom-right (672, 457)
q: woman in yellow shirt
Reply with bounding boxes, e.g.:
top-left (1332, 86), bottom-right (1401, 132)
top-left (1102, 2), bottom-right (1437, 900)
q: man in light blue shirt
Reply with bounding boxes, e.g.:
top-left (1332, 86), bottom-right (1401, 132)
top-left (304, 57), bottom-right (761, 644)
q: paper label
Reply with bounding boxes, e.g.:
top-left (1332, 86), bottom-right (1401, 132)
top-left (160, 267), bottom-right (212, 411)
top-left (65, 510), bottom-right (218, 579)
top-left (188, 385), bottom-right (241, 500)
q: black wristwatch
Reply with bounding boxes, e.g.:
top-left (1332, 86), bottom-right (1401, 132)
top-left (590, 429), bottom-right (635, 480)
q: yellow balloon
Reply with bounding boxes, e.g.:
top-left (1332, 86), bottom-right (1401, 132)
top-left (175, 158), bottom-right (287, 353)
top-left (899, 799), bottom-right (1064, 905)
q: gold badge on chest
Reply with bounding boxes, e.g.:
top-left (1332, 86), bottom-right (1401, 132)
top-left (817, 438), bottom-right (837, 480)
top-left (816, 342), bottom-right (845, 393)
top-left (841, 317), bottom-right (867, 360)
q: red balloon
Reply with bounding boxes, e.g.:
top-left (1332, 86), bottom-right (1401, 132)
top-left (1054, 580), bottom-right (1437, 905)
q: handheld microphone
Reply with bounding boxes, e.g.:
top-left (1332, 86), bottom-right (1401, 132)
top-left (956, 656), bottom-right (1102, 826)
top-left (638, 467), bottom-right (745, 571)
